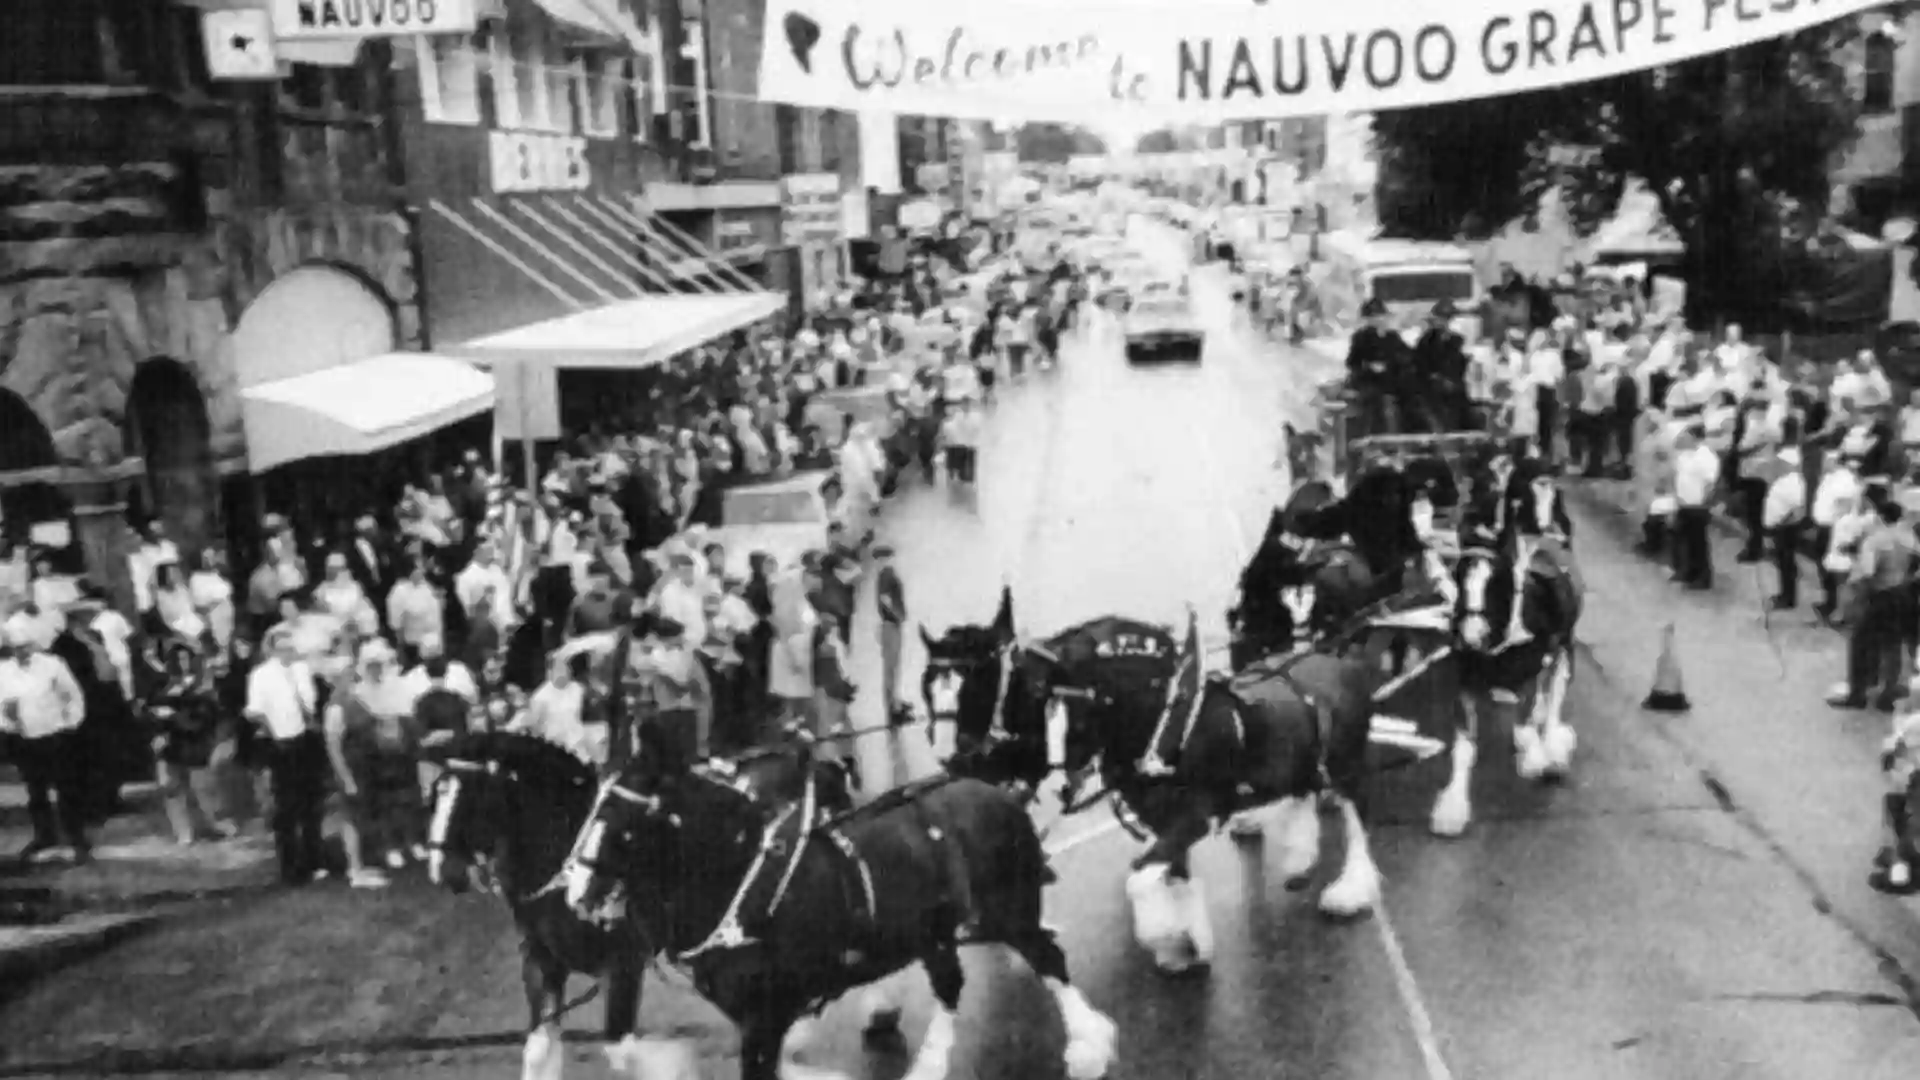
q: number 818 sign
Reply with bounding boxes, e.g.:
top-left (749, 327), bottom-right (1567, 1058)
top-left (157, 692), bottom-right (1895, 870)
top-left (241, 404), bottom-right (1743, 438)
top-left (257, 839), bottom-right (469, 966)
top-left (489, 132), bottom-right (592, 195)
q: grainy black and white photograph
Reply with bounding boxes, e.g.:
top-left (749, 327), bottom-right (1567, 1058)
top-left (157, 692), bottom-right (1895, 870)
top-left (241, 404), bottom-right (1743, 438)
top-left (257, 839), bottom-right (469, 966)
top-left (4, 0), bottom-right (1920, 1077)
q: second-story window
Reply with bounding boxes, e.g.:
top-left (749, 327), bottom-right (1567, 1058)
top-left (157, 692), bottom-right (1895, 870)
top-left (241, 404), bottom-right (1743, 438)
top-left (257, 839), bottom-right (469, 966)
top-left (417, 34), bottom-right (481, 125)
top-left (1864, 30), bottom-right (1897, 116)
top-left (489, 31), bottom-right (522, 129)
top-left (574, 54), bottom-right (621, 138)
top-left (542, 41), bottom-right (576, 133)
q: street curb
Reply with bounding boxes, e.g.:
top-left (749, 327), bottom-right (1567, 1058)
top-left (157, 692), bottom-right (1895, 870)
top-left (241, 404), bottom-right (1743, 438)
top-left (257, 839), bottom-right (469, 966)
top-left (0, 912), bottom-right (162, 990)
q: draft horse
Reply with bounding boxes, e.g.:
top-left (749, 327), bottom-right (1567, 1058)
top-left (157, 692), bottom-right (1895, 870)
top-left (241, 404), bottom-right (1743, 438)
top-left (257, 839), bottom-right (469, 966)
top-left (424, 732), bottom-right (650, 1080)
top-left (927, 610), bottom-right (1395, 974)
top-left (424, 731), bottom-right (834, 1080)
top-left (563, 767), bottom-right (1118, 1080)
top-left (1430, 527), bottom-right (1583, 837)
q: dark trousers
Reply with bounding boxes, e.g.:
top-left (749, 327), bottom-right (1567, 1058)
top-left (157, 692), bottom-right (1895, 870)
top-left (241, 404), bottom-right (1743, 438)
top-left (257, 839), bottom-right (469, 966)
top-left (1536, 392), bottom-right (1561, 465)
top-left (14, 730), bottom-right (90, 854)
top-left (1847, 589), bottom-right (1912, 704)
top-left (267, 733), bottom-right (328, 882)
top-left (1613, 411), bottom-right (1637, 472)
top-left (1771, 524), bottom-right (1802, 606)
top-left (1673, 506), bottom-right (1713, 587)
top-left (535, 565), bottom-right (575, 652)
top-left (1813, 526), bottom-right (1840, 614)
top-left (1735, 478), bottom-right (1768, 557)
top-left (1574, 412), bottom-right (1610, 475)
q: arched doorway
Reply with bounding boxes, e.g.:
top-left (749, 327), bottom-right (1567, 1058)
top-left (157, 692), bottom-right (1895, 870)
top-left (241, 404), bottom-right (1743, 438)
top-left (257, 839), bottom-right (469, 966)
top-left (0, 389), bottom-right (78, 574)
top-left (126, 357), bottom-right (217, 562)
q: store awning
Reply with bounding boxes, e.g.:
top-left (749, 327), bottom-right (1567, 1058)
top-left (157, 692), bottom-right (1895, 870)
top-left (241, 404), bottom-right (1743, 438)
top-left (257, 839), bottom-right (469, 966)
top-left (241, 353), bottom-right (496, 471)
top-left (453, 292), bottom-right (784, 368)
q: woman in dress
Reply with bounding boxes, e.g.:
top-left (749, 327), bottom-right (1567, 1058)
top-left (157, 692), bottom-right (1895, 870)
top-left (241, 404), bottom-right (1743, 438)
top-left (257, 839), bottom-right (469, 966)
top-left (322, 639), bottom-right (423, 887)
top-left (145, 638), bottom-right (235, 844)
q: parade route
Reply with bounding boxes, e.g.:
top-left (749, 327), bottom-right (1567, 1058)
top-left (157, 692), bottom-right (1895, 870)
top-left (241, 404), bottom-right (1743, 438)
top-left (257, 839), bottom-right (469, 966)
top-left (5, 230), bottom-right (1920, 1080)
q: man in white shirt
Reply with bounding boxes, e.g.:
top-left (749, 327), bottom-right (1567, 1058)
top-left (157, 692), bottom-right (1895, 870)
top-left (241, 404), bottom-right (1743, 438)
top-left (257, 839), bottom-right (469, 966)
top-left (652, 553), bottom-right (710, 649)
top-left (1761, 432), bottom-right (1808, 611)
top-left (456, 541), bottom-right (516, 641)
top-left (1671, 427), bottom-right (1722, 589)
top-left (1811, 451), bottom-right (1864, 621)
top-left (0, 613), bottom-right (90, 861)
top-left (244, 627), bottom-right (326, 884)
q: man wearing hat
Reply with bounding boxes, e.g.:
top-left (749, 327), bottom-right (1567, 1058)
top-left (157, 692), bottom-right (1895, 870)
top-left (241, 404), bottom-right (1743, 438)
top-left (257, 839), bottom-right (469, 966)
top-left (1346, 296), bottom-right (1410, 436)
top-left (1832, 487), bottom-right (1919, 710)
top-left (0, 612), bottom-right (91, 862)
top-left (1412, 299), bottom-right (1469, 429)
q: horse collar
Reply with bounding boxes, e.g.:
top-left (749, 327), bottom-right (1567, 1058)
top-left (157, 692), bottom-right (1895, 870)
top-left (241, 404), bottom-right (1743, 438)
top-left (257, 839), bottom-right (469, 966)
top-left (679, 778), bottom-right (818, 961)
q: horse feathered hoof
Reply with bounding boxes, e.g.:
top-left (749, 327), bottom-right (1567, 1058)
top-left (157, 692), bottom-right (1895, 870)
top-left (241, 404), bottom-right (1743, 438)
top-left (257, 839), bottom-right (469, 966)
top-left (522, 1023), bottom-right (563, 1080)
top-left (1869, 860), bottom-right (1919, 894)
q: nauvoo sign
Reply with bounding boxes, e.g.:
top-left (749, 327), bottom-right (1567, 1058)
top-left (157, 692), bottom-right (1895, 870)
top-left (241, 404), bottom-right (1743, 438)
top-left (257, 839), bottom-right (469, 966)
top-left (270, 0), bottom-right (478, 40)
top-left (759, 0), bottom-right (1890, 122)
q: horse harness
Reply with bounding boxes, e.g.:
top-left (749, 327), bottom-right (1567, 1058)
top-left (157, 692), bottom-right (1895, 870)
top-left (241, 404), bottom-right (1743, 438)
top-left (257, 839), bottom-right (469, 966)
top-left (675, 773), bottom-right (969, 965)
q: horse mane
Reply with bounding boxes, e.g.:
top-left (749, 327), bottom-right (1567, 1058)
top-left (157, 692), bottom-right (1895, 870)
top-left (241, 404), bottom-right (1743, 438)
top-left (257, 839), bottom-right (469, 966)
top-left (478, 730), bottom-right (598, 790)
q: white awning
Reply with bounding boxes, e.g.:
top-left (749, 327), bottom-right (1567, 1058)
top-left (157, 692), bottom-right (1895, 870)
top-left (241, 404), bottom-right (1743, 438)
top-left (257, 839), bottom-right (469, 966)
top-left (453, 292), bottom-right (784, 369)
top-left (241, 353), bottom-right (496, 471)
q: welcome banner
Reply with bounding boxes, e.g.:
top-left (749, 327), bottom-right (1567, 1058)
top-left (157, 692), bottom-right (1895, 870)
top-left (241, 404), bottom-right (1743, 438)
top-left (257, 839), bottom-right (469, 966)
top-left (759, 0), bottom-right (1888, 122)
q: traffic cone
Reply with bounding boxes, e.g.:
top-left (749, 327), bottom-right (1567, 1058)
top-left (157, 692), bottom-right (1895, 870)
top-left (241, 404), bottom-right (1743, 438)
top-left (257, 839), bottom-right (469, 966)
top-left (1642, 622), bottom-right (1691, 712)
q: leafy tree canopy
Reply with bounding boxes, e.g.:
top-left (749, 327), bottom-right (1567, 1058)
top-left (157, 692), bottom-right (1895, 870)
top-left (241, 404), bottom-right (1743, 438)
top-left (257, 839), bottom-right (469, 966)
top-left (1014, 123), bottom-right (1107, 163)
top-left (1372, 15), bottom-right (1890, 318)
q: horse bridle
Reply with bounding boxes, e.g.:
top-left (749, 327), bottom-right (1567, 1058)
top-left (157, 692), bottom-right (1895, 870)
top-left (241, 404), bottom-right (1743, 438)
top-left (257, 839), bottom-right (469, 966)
top-left (430, 757), bottom-right (576, 905)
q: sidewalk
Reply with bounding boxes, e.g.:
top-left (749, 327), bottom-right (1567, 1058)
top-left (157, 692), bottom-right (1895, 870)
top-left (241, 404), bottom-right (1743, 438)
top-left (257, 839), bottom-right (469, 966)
top-left (1566, 479), bottom-right (1920, 989)
top-left (0, 779), bottom-right (278, 988)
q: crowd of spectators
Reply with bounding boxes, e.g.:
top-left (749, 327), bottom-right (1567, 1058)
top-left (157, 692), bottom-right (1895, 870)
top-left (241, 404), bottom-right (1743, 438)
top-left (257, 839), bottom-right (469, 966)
top-left (0, 232), bottom-right (1084, 890)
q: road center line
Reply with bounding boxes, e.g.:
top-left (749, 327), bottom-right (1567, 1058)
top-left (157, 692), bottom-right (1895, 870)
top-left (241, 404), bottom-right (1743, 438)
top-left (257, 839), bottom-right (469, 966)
top-left (1187, 264), bottom-right (1457, 1080)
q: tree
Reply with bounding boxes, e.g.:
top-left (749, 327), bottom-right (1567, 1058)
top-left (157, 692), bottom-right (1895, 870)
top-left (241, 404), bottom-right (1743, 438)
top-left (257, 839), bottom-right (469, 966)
top-left (1372, 18), bottom-right (1881, 319)
top-left (1014, 123), bottom-right (1107, 163)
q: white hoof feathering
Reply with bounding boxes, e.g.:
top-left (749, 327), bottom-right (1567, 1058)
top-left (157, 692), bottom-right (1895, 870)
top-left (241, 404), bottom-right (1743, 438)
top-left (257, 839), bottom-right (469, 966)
top-left (1892, 861), bottom-right (1914, 889)
top-left (782, 1015), bottom-right (823, 1061)
top-left (861, 983), bottom-right (905, 1034)
top-left (1274, 795), bottom-right (1322, 882)
top-left (900, 1006), bottom-right (957, 1080)
top-left (1125, 865), bottom-right (1182, 957)
top-left (1047, 978), bottom-right (1119, 1080)
top-left (1318, 798), bottom-right (1383, 918)
top-left (606, 1035), bottom-right (700, 1080)
top-left (521, 1023), bottom-right (564, 1080)
top-left (1227, 811), bottom-right (1264, 839)
top-left (1514, 723), bottom-right (1550, 780)
top-left (1169, 876), bottom-right (1214, 965)
top-left (1541, 723), bottom-right (1577, 777)
top-left (1429, 739), bottom-right (1476, 838)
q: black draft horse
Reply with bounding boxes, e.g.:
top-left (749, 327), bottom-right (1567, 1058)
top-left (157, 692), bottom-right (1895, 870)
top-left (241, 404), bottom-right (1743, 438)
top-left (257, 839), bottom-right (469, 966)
top-left (424, 731), bottom-right (834, 1080)
top-left (562, 766), bottom-right (1119, 1080)
top-left (1428, 532), bottom-right (1583, 838)
top-left (925, 610), bottom-right (1397, 975)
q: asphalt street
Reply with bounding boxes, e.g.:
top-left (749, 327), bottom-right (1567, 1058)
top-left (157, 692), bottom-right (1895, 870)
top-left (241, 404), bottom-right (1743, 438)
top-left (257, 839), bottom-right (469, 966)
top-left (4, 224), bottom-right (1920, 1079)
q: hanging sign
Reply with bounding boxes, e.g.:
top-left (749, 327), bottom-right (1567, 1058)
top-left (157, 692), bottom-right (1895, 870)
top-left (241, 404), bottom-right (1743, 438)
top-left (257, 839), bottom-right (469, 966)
top-left (782, 173), bottom-right (844, 246)
top-left (760, 0), bottom-right (1889, 122)
top-left (271, 0), bottom-right (478, 41)
top-left (202, 9), bottom-right (281, 81)
top-left (489, 132), bottom-right (590, 194)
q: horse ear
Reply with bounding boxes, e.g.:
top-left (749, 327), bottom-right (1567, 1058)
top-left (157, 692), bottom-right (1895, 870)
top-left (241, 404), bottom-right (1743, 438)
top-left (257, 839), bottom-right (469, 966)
top-left (919, 623), bottom-right (937, 652)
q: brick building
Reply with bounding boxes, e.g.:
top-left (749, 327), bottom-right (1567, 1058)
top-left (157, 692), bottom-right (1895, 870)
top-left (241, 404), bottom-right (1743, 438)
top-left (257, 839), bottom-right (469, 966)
top-left (1, 1), bottom-right (422, 605)
top-left (0, 0), bottom-right (832, 604)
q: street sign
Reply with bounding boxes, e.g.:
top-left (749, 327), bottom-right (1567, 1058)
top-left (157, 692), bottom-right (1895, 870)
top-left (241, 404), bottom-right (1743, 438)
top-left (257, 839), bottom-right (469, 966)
top-left (269, 0), bottom-right (478, 41)
top-left (202, 9), bottom-right (280, 81)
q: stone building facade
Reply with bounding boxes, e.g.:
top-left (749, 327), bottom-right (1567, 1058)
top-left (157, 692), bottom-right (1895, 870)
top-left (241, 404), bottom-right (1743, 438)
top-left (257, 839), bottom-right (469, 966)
top-left (1, 2), bottom-right (417, 605)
